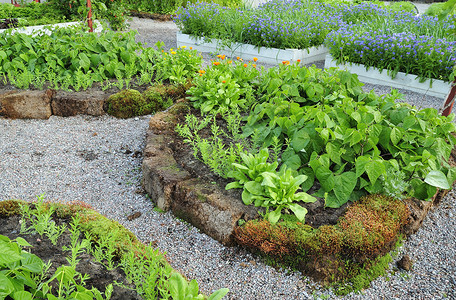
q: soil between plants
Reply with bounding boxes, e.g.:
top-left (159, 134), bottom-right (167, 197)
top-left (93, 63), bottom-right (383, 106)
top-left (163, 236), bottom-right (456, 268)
top-left (0, 214), bottom-right (141, 300)
top-left (0, 18), bottom-right (18, 29)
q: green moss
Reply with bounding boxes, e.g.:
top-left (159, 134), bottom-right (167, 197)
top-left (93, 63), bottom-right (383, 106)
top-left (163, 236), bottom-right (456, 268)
top-left (234, 194), bottom-right (410, 291)
top-left (105, 89), bottom-right (151, 118)
top-left (0, 200), bottom-right (23, 216)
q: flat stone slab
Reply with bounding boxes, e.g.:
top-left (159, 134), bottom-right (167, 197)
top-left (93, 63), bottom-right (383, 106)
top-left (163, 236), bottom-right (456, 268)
top-left (52, 91), bottom-right (107, 117)
top-left (0, 90), bottom-right (53, 119)
top-left (0, 88), bottom-right (112, 119)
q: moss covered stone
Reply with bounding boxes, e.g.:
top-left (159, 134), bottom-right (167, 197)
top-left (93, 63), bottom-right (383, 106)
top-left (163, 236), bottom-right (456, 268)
top-left (105, 89), bottom-right (150, 119)
top-left (234, 194), bottom-right (410, 290)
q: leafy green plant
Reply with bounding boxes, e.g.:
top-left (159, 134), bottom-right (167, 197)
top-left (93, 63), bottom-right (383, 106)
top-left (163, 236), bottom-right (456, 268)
top-left (167, 272), bottom-right (229, 300)
top-left (226, 148), bottom-right (316, 223)
top-left (20, 194), bottom-right (67, 245)
top-left (175, 114), bottom-right (245, 177)
top-left (187, 58), bottom-right (258, 114)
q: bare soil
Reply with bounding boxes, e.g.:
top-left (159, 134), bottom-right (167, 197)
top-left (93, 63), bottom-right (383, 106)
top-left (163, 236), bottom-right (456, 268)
top-left (0, 214), bottom-right (141, 299)
top-left (0, 18), bottom-right (18, 29)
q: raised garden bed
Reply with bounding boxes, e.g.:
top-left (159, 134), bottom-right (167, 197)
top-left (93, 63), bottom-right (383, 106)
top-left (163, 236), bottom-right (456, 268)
top-left (141, 57), bottom-right (456, 292)
top-left (142, 98), bottom-right (455, 288)
top-left (324, 54), bottom-right (452, 98)
top-left (0, 199), bottom-right (228, 299)
top-left (177, 32), bottom-right (328, 64)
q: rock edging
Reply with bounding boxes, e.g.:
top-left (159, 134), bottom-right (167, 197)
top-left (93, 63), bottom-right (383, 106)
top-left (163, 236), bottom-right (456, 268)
top-left (142, 102), bottom-right (258, 245)
top-left (0, 89), bottom-right (111, 119)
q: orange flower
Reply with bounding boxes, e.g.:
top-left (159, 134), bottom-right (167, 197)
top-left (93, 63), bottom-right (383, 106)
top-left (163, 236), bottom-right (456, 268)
top-left (198, 70), bottom-right (206, 74)
top-left (297, 59), bottom-right (301, 63)
top-left (252, 64), bottom-right (256, 68)
top-left (228, 60), bottom-right (233, 64)
top-left (222, 80), bottom-right (226, 83)
top-left (253, 57), bottom-right (258, 62)
top-left (190, 47), bottom-right (193, 50)
top-left (236, 56), bottom-right (241, 60)
top-left (199, 74), bottom-right (203, 76)
top-left (213, 62), bottom-right (221, 66)
top-left (243, 63), bottom-right (247, 68)
top-left (282, 60), bottom-right (290, 65)
top-left (217, 54), bottom-right (226, 60)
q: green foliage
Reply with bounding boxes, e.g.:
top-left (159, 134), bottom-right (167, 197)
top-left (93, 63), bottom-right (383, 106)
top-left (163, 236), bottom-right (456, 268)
top-left (154, 42), bottom-right (203, 85)
top-left (187, 58), bottom-right (258, 114)
top-left (184, 62), bottom-right (456, 210)
top-left (0, 2), bottom-right (67, 26)
top-left (167, 272), bottom-right (229, 300)
top-left (0, 29), bottom-right (199, 91)
top-left (175, 113), bottom-right (245, 177)
top-left (46, 0), bottom-right (130, 30)
top-left (0, 199), bottom-right (225, 299)
top-left (226, 148), bottom-right (316, 223)
top-left (20, 194), bottom-right (67, 245)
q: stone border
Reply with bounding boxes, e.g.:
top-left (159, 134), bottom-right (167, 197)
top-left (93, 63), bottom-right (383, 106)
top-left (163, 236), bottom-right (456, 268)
top-left (141, 102), bottom-right (453, 246)
top-left (177, 32), bottom-right (329, 64)
top-left (142, 102), bottom-right (259, 245)
top-left (324, 54), bottom-right (451, 98)
top-left (0, 89), bottom-right (110, 119)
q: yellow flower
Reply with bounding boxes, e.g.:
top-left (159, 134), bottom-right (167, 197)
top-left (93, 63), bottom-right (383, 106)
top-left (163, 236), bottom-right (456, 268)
top-left (252, 64), bottom-right (256, 68)
top-left (282, 60), bottom-right (290, 65)
top-left (171, 51), bottom-right (177, 55)
top-left (181, 46), bottom-right (187, 48)
top-left (253, 57), bottom-right (258, 62)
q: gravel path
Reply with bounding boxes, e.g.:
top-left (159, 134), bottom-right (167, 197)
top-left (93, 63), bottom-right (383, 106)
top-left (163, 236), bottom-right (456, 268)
top-left (1, 17), bottom-right (455, 300)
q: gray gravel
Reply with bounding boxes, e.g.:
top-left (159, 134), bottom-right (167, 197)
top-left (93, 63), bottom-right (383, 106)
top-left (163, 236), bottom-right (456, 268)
top-left (1, 16), bottom-right (455, 299)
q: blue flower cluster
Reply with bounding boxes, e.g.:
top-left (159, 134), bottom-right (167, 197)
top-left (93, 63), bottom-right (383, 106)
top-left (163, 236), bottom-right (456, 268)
top-left (326, 3), bottom-right (456, 81)
top-left (175, 0), bottom-right (456, 80)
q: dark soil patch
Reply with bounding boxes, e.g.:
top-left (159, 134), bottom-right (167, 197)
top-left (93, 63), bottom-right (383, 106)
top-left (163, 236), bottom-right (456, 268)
top-left (167, 106), bottom-right (349, 228)
top-left (0, 18), bottom-right (18, 29)
top-left (0, 214), bottom-right (141, 299)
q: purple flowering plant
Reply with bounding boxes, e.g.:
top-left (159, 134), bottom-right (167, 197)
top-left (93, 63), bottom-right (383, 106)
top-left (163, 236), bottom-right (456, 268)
top-left (326, 3), bottom-right (456, 81)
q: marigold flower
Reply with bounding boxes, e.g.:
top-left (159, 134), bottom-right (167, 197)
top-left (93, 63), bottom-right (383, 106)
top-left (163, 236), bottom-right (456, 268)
top-left (282, 60), bottom-right (290, 65)
top-left (198, 70), bottom-right (206, 74)
top-left (236, 56), bottom-right (241, 60)
top-left (253, 57), bottom-right (258, 62)
top-left (199, 74), bottom-right (203, 76)
top-left (252, 64), bottom-right (256, 68)
top-left (222, 80), bottom-right (226, 83)
top-left (171, 51), bottom-right (177, 55)
top-left (228, 60), bottom-right (233, 64)
top-left (181, 46), bottom-right (187, 49)
top-left (243, 63), bottom-right (247, 68)
top-left (190, 47), bottom-right (193, 49)
top-left (217, 54), bottom-right (226, 60)
top-left (213, 61), bottom-right (221, 66)
top-left (297, 59), bottom-right (301, 63)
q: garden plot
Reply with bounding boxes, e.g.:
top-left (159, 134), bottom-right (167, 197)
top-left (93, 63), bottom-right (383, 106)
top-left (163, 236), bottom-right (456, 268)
top-left (142, 56), bottom-right (456, 293)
